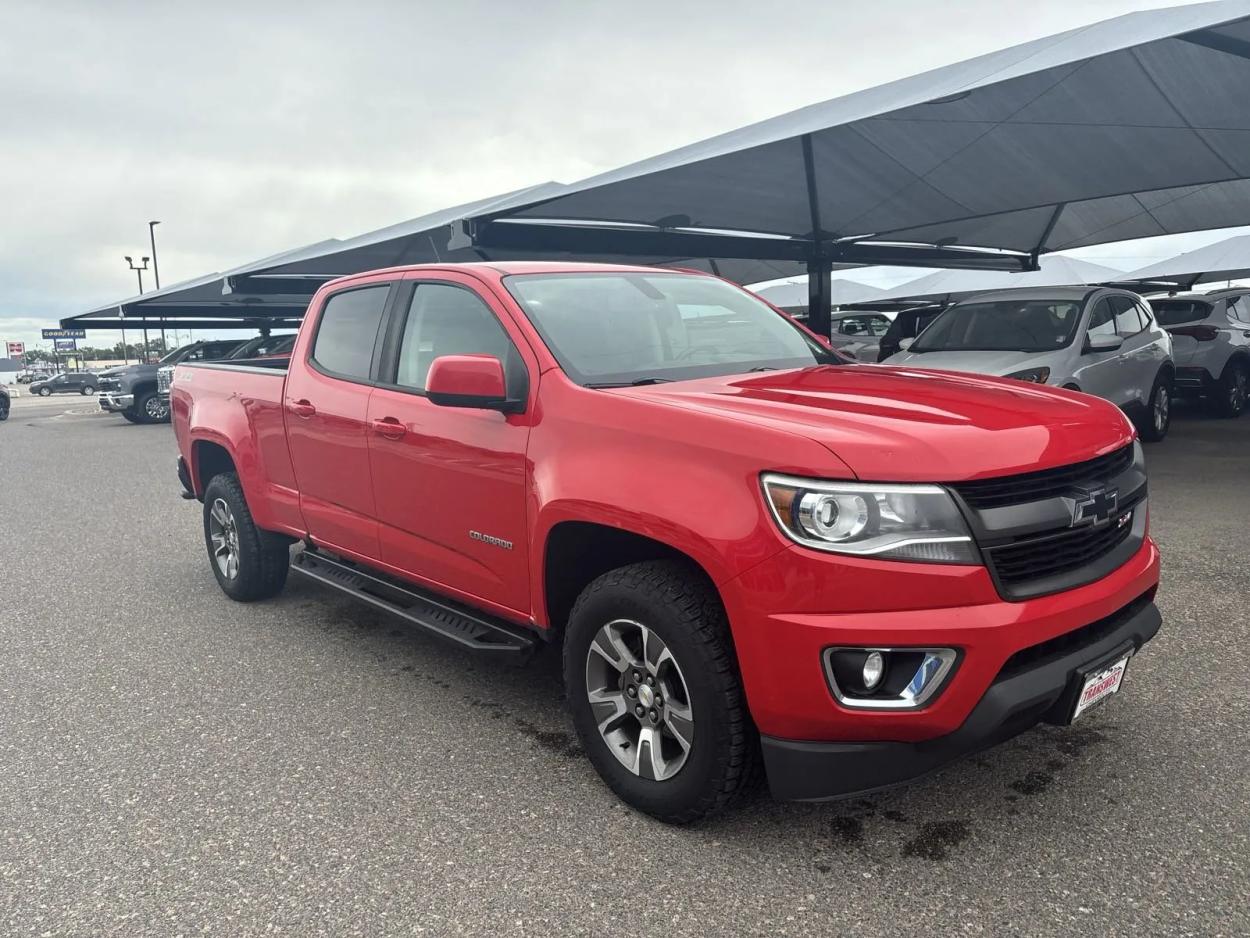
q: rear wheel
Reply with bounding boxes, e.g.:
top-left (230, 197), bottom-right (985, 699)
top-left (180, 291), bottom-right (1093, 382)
top-left (1139, 372), bottom-right (1172, 442)
top-left (135, 390), bottom-right (170, 424)
top-left (121, 411), bottom-right (143, 424)
top-left (564, 560), bottom-right (760, 824)
top-left (0, 399), bottom-right (8, 421)
top-left (1209, 360), bottom-right (1248, 418)
top-left (201, 472), bottom-right (290, 601)
top-left (80, 385), bottom-right (95, 396)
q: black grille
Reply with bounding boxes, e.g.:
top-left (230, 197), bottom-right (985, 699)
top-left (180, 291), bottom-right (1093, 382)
top-left (986, 500), bottom-right (1139, 588)
top-left (99, 377), bottom-right (120, 391)
top-left (952, 444), bottom-right (1134, 510)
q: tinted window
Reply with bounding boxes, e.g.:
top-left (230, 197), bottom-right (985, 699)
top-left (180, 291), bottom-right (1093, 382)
top-left (1087, 298), bottom-right (1116, 340)
top-left (835, 315), bottom-right (890, 337)
top-left (395, 283), bottom-right (515, 392)
top-left (1109, 296), bottom-right (1144, 338)
top-left (1228, 296), bottom-right (1250, 325)
top-left (505, 272), bottom-right (834, 385)
top-left (912, 299), bottom-right (1083, 353)
top-left (312, 286), bottom-right (390, 380)
top-left (1150, 300), bottom-right (1211, 326)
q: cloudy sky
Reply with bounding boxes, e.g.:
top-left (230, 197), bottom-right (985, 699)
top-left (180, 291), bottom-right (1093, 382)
top-left (1, 0), bottom-right (1242, 350)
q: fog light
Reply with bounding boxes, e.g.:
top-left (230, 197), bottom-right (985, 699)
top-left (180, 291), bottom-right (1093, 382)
top-left (862, 651), bottom-right (885, 690)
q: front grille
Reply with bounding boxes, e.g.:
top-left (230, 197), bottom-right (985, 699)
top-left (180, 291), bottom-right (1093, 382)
top-left (99, 377), bottom-right (120, 392)
top-left (952, 444), bottom-right (1134, 510)
top-left (986, 502), bottom-right (1138, 590)
top-left (157, 369), bottom-right (172, 392)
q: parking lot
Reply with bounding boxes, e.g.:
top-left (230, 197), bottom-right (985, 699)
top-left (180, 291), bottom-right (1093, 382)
top-left (0, 401), bottom-right (1245, 937)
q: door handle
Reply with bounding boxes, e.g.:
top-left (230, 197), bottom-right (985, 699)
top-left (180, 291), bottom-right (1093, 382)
top-left (372, 416), bottom-right (406, 440)
top-left (288, 399), bottom-right (316, 418)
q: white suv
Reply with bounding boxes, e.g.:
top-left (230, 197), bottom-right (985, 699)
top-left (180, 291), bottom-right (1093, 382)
top-left (1148, 289), bottom-right (1250, 418)
top-left (885, 286), bottom-right (1175, 441)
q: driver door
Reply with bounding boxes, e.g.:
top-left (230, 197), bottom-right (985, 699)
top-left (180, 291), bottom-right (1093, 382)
top-left (1072, 296), bottom-right (1127, 403)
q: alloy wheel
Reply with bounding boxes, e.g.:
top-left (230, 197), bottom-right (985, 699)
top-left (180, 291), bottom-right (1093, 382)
top-left (584, 619), bottom-right (694, 781)
top-left (208, 498), bottom-right (241, 580)
top-left (1231, 369), bottom-right (1248, 414)
top-left (1154, 384), bottom-right (1170, 433)
top-left (146, 396), bottom-right (169, 420)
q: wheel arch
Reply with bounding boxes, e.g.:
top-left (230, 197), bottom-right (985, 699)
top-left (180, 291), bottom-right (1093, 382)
top-left (542, 520), bottom-right (723, 638)
top-left (190, 438), bottom-right (237, 497)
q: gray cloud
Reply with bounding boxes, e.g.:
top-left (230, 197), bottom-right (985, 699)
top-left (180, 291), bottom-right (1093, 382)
top-left (0, 0), bottom-right (1219, 347)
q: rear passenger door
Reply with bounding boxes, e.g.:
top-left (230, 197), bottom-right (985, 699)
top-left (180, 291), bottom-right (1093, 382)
top-left (365, 274), bottom-right (535, 617)
top-left (284, 279), bottom-right (394, 561)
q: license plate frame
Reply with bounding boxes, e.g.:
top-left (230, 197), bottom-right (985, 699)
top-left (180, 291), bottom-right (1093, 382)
top-left (1069, 652), bottom-right (1131, 723)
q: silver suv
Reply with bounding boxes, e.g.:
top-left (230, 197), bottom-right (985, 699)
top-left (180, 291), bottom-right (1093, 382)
top-left (1148, 289), bottom-right (1250, 418)
top-left (885, 287), bottom-right (1175, 441)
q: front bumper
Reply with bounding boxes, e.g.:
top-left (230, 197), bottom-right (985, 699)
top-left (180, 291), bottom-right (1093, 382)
top-left (761, 593), bottom-right (1160, 800)
top-left (98, 392), bottom-right (134, 413)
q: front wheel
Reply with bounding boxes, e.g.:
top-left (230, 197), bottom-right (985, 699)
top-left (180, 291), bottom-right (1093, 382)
top-left (201, 472), bottom-right (290, 601)
top-left (38, 387), bottom-right (51, 397)
top-left (1139, 373), bottom-right (1172, 442)
top-left (564, 560), bottom-right (760, 824)
top-left (1210, 360), bottom-right (1248, 418)
top-left (135, 390), bottom-right (170, 423)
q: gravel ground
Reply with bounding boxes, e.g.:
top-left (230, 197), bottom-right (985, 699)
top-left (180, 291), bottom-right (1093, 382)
top-left (1, 400), bottom-right (1247, 937)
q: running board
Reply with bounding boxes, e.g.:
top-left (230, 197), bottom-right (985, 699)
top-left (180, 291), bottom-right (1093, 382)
top-left (290, 550), bottom-right (537, 657)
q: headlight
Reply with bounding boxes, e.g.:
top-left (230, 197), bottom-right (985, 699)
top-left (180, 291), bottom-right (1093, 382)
top-left (1005, 366), bottom-right (1051, 384)
top-left (761, 474), bottom-right (979, 564)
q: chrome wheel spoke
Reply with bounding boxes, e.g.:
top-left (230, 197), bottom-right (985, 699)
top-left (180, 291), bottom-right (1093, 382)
top-left (584, 618), bottom-right (694, 782)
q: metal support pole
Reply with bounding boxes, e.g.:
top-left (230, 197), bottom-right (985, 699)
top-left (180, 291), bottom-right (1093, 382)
top-left (807, 257), bottom-right (833, 340)
top-left (149, 221), bottom-right (166, 351)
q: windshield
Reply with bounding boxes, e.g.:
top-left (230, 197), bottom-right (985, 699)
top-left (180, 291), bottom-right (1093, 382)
top-left (1150, 300), bottom-right (1212, 327)
top-left (159, 344), bottom-right (193, 364)
top-left (911, 299), bottom-right (1083, 353)
top-left (504, 272), bottom-right (837, 386)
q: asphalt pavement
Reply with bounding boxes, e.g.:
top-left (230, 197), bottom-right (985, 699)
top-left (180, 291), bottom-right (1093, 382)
top-left (1, 399), bottom-right (1247, 937)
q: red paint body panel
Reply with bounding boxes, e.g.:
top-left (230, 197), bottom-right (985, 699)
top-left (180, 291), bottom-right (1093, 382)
top-left (172, 261), bottom-right (1160, 747)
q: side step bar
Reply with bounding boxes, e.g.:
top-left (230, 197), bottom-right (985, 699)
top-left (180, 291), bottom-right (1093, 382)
top-left (290, 549), bottom-right (537, 657)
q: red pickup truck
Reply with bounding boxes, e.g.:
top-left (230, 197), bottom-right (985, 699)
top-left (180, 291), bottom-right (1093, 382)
top-left (171, 261), bottom-right (1161, 823)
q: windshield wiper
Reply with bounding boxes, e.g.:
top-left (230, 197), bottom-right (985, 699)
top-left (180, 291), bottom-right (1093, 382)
top-left (586, 377), bottom-right (673, 388)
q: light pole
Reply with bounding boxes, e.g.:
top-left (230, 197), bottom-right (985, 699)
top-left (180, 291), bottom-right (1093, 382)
top-left (125, 255), bottom-right (151, 361)
top-left (148, 220), bottom-right (168, 350)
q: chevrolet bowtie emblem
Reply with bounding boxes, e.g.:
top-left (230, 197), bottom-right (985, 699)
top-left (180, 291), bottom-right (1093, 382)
top-left (1070, 486), bottom-right (1119, 527)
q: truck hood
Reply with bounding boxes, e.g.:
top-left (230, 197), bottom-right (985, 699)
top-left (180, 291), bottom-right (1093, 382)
top-left (886, 348), bottom-right (1060, 376)
top-left (101, 364), bottom-right (157, 379)
top-left (619, 365), bottom-right (1133, 482)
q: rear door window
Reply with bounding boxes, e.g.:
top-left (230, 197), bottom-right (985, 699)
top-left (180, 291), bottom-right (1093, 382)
top-left (311, 285), bottom-right (391, 381)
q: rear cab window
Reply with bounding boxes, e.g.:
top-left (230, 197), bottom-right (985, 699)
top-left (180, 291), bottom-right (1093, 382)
top-left (311, 285), bottom-right (391, 381)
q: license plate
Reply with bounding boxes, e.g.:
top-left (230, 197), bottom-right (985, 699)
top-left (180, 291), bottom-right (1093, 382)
top-left (1070, 654), bottom-right (1131, 722)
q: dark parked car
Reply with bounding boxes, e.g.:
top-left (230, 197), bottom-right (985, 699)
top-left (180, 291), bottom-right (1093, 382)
top-left (877, 305), bottom-right (945, 362)
top-left (0, 385), bottom-right (9, 421)
top-left (28, 372), bottom-right (99, 396)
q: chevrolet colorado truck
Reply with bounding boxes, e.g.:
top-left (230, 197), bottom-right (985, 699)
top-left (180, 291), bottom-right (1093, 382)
top-left (171, 262), bottom-right (1162, 823)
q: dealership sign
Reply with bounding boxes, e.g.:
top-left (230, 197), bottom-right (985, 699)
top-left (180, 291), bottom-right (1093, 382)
top-left (42, 328), bottom-right (86, 339)
top-left (6, 341), bottom-right (23, 357)
top-left (54, 338), bottom-right (77, 352)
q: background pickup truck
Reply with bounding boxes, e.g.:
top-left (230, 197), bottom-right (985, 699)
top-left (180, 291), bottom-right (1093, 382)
top-left (100, 339), bottom-right (244, 424)
top-left (171, 261), bottom-right (1162, 823)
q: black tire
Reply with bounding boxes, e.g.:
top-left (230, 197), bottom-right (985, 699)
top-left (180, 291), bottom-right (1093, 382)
top-left (1138, 372), bottom-right (1172, 443)
top-left (1209, 359), bottom-right (1248, 418)
top-left (563, 560), bottom-right (761, 824)
top-left (0, 401), bottom-right (8, 422)
top-left (201, 472), bottom-right (290, 602)
top-left (134, 390), bottom-right (169, 424)
top-left (121, 411), bottom-right (143, 424)
top-left (38, 387), bottom-right (51, 397)
top-left (80, 385), bottom-right (95, 396)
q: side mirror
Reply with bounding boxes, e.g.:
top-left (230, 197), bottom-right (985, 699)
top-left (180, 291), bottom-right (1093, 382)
top-left (425, 355), bottom-right (516, 412)
top-left (1084, 333), bottom-right (1124, 354)
top-left (897, 337), bottom-right (915, 351)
